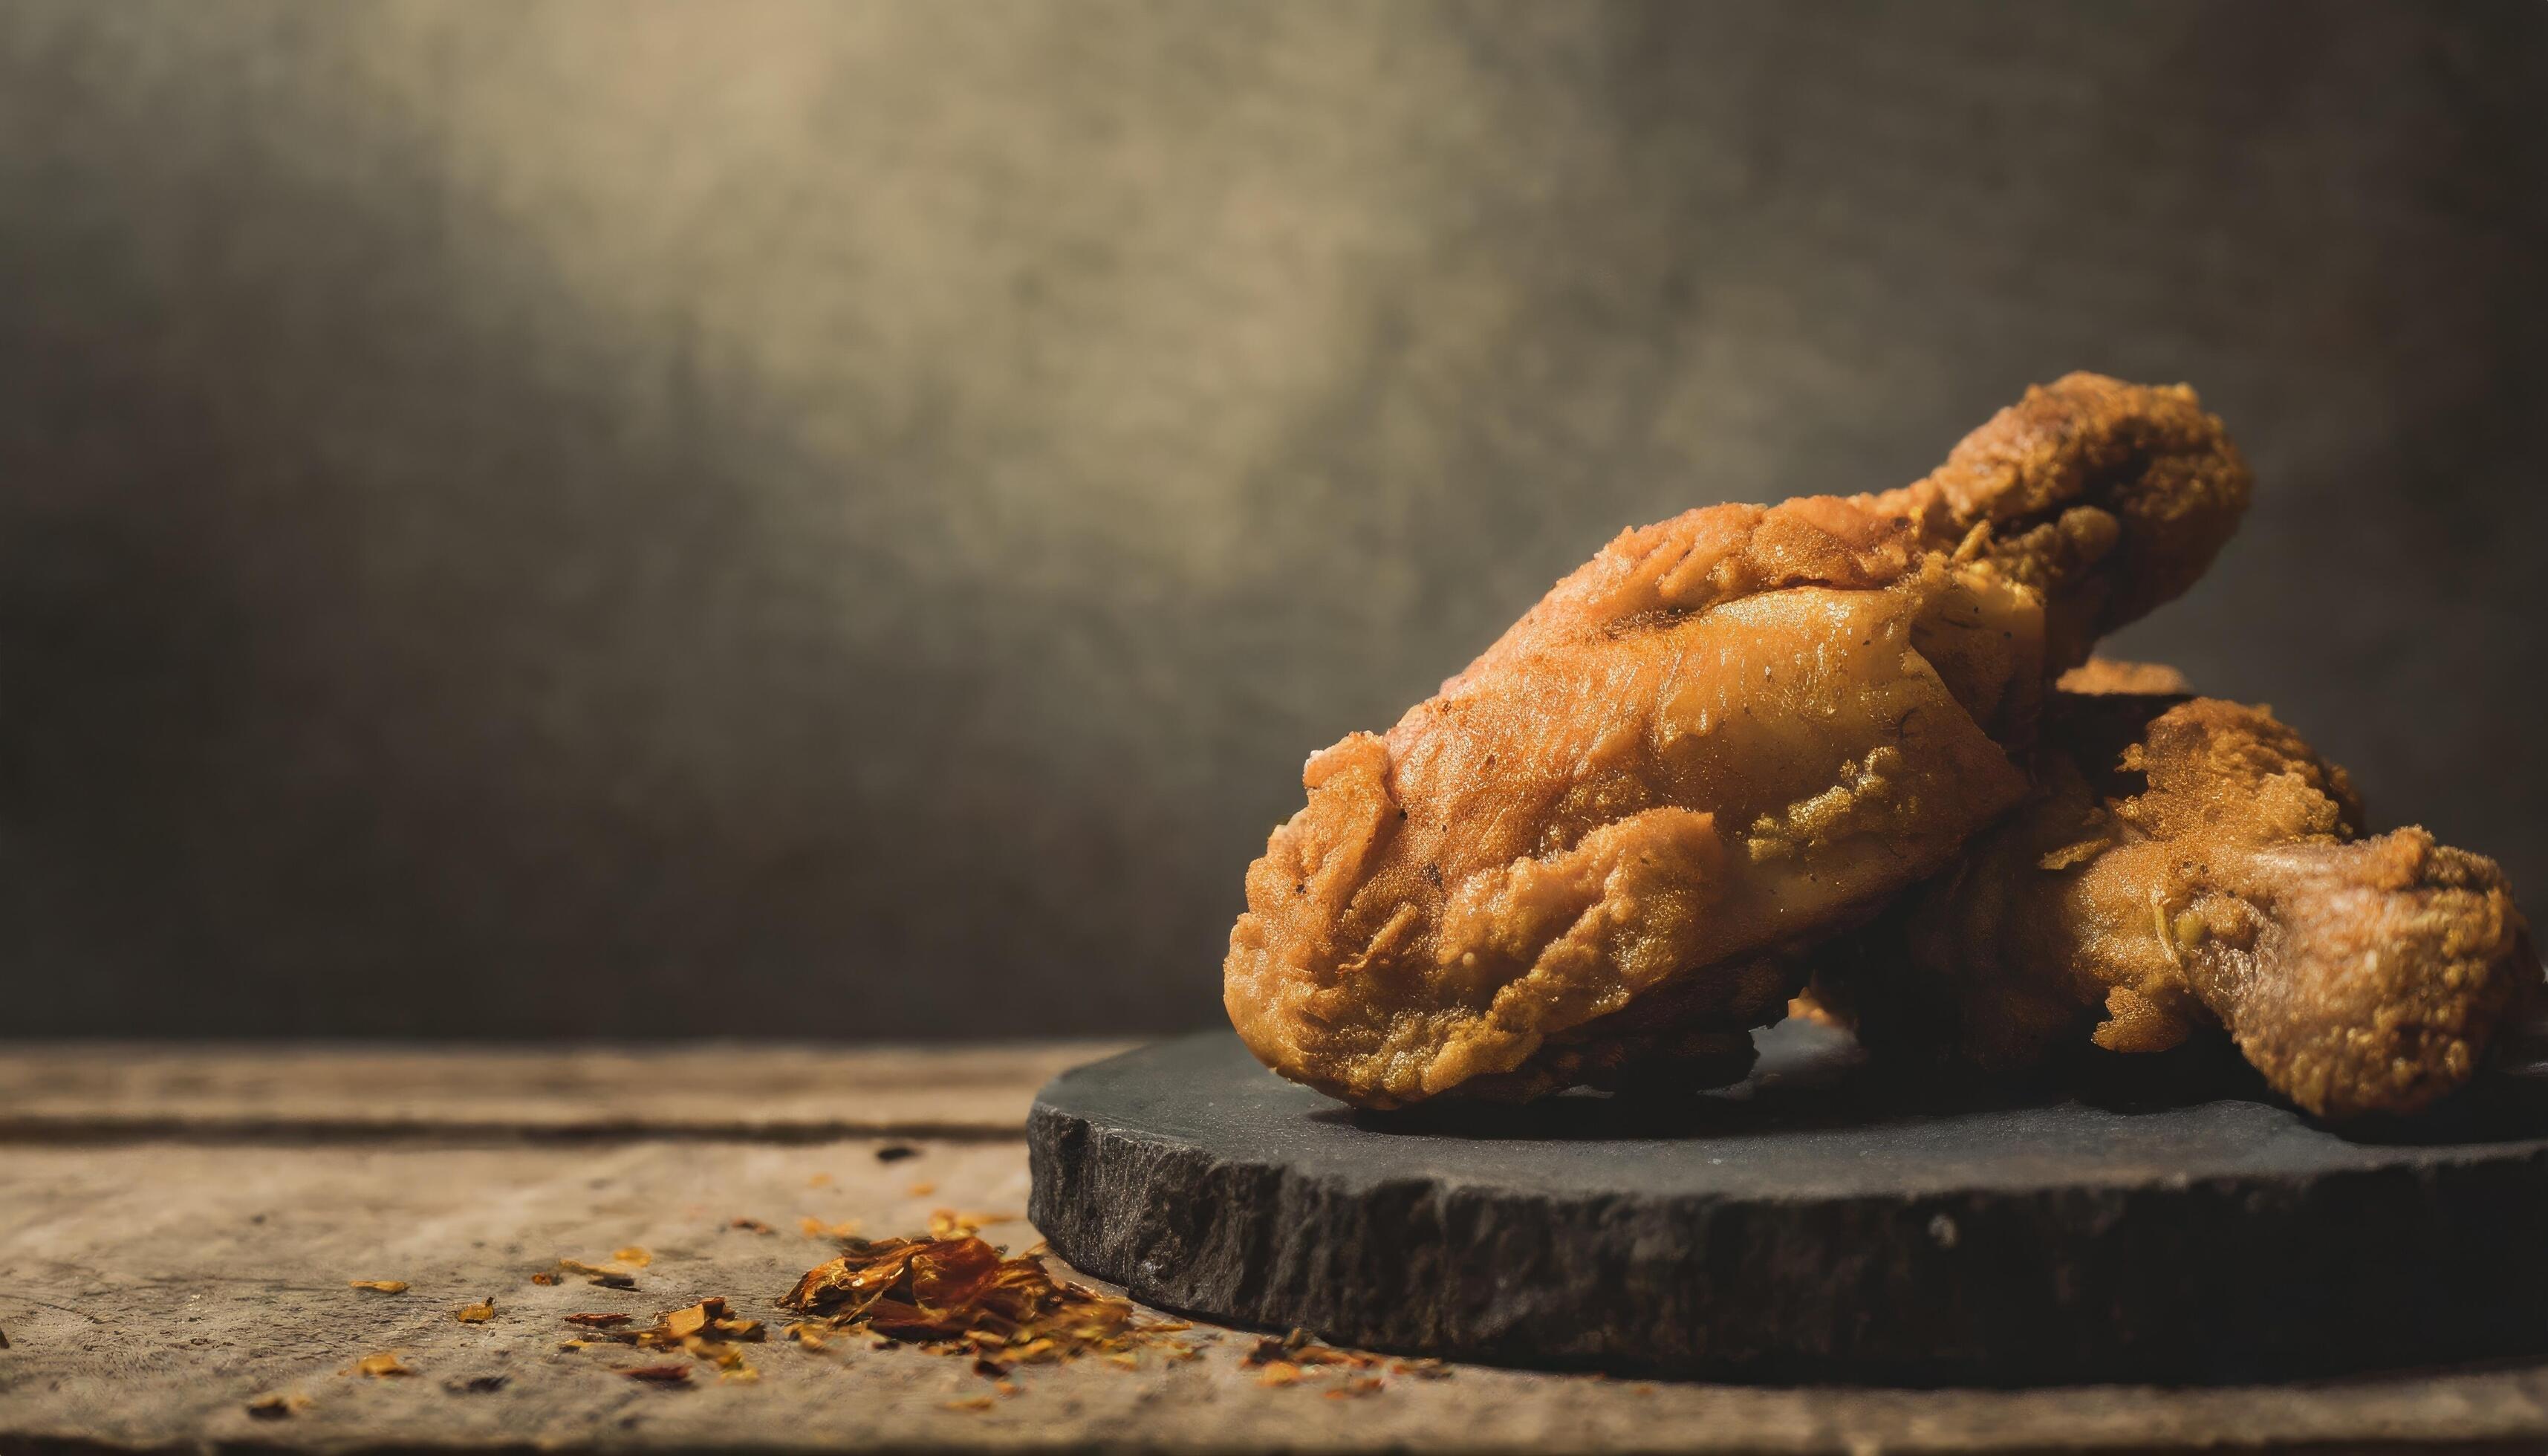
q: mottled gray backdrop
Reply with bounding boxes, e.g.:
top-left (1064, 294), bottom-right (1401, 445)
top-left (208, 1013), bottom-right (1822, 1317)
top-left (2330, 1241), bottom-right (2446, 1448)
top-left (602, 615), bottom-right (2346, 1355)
top-left (3, 2), bottom-right (2541, 1039)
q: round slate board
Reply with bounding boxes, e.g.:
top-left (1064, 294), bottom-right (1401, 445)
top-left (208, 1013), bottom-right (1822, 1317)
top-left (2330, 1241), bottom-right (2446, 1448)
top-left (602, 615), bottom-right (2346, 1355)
top-left (1027, 1022), bottom-right (2548, 1385)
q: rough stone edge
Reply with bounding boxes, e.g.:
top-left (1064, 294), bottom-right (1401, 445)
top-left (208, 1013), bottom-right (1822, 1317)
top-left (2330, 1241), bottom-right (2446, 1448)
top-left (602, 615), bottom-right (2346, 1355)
top-left (1027, 1082), bottom-right (2548, 1386)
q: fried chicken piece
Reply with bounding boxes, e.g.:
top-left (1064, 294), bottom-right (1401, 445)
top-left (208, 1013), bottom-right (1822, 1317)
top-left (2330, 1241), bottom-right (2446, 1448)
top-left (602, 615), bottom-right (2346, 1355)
top-left (1862, 377), bottom-right (2255, 672)
top-left (2055, 656), bottom-right (2191, 695)
top-left (1225, 376), bottom-right (2253, 1108)
top-left (1815, 690), bottom-right (2535, 1119)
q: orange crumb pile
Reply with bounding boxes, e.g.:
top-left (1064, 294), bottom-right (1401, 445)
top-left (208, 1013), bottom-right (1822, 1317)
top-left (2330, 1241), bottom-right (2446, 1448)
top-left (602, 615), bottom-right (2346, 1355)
top-left (781, 1234), bottom-right (1191, 1371)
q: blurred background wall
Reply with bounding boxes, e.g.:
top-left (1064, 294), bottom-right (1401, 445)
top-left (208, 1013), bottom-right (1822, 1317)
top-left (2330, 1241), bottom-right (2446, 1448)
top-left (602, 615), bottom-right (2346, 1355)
top-left (1, 1), bottom-right (2541, 1039)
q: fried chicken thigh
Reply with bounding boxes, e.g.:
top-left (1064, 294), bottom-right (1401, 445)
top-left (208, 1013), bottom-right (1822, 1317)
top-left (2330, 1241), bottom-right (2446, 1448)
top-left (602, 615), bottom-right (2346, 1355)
top-left (1225, 375), bottom-right (2253, 1108)
top-left (1816, 686), bottom-right (2535, 1119)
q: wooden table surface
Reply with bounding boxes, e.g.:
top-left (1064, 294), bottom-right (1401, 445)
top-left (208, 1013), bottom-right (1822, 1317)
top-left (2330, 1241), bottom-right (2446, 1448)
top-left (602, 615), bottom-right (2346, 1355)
top-left (3, 1043), bottom-right (2545, 1455)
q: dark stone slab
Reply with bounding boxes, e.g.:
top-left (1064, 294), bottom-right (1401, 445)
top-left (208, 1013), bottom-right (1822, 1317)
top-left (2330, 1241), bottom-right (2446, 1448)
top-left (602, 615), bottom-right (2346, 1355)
top-left (1028, 1024), bottom-right (2548, 1385)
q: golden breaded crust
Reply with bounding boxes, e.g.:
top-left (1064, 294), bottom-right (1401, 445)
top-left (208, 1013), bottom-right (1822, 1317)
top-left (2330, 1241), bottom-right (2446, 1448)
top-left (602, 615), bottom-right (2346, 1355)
top-left (1226, 376), bottom-right (2257, 1108)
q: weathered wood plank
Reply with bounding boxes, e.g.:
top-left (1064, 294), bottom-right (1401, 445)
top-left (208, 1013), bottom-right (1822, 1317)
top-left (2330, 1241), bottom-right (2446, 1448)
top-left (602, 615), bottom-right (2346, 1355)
top-left (3, 1134), bottom-right (2546, 1453)
top-left (0, 1043), bottom-right (1130, 1139)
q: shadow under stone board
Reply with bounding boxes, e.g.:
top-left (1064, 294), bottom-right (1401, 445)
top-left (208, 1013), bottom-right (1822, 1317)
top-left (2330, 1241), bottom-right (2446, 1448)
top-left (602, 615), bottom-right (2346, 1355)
top-left (1026, 1022), bottom-right (2548, 1385)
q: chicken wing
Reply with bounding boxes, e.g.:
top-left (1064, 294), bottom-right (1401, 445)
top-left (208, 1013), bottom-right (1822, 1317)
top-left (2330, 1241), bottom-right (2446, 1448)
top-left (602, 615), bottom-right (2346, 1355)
top-left (1813, 686), bottom-right (2536, 1119)
top-left (1224, 376), bottom-right (2253, 1108)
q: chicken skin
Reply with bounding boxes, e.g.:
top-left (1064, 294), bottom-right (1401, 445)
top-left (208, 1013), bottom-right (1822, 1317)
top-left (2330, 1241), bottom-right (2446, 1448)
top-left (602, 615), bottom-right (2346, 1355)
top-left (1225, 375), bottom-right (2253, 1108)
top-left (1814, 686), bottom-right (2535, 1119)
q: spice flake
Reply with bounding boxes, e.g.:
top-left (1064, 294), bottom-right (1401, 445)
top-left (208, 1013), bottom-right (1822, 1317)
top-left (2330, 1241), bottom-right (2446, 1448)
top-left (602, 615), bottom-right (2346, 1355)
top-left (781, 1232), bottom-right (1193, 1373)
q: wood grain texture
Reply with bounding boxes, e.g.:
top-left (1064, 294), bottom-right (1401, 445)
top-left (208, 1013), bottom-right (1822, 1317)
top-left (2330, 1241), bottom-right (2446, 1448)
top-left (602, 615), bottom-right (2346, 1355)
top-left (1, 1043), bottom-right (2547, 1452)
top-left (0, 1041), bottom-right (1129, 1140)
top-left (4, 1135), bottom-right (2548, 1453)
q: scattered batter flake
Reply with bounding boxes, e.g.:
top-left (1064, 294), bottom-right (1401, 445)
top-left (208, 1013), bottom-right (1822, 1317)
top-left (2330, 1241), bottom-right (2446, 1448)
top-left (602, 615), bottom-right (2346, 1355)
top-left (348, 1281), bottom-right (409, 1293)
top-left (780, 1234), bottom-right (1194, 1373)
top-left (906, 1182), bottom-right (937, 1197)
top-left (244, 1392), bottom-right (312, 1419)
top-left (530, 1273), bottom-right (560, 1286)
top-left (1242, 1330), bottom-right (1312, 1366)
top-left (453, 1298), bottom-right (496, 1324)
top-left (612, 1247), bottom-right (653, 1268)
top-left (349, 1353), bottom-right (413, 1378)
top-left (943, 1395), bottom-right (995, 1411)
top-left (563, 1296), bottom-right (765, 1379)
top-left (807, 1173), bottom-right (835, 1189)
top-left (730, 1218), bottom-right (776, 1234)
top-left (801, 1216), bottom-right (859, 1239)
top-left (556, 1258), bottom-right (639, 1289)
top-left (1238, 1327), bottom-right (1400, 1390)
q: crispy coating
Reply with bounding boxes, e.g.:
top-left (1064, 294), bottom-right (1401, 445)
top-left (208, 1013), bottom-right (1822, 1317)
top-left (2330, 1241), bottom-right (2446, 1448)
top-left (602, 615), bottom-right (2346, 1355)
top-left (1862, 373), bottom-right (2255, 672)
top-left (1225, 377), bottom-right (2252, 1108)
top-left (1819, 692), bottom-right (2536, 1119)
top-left (2057, 656), bottom-right (2191, 695)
